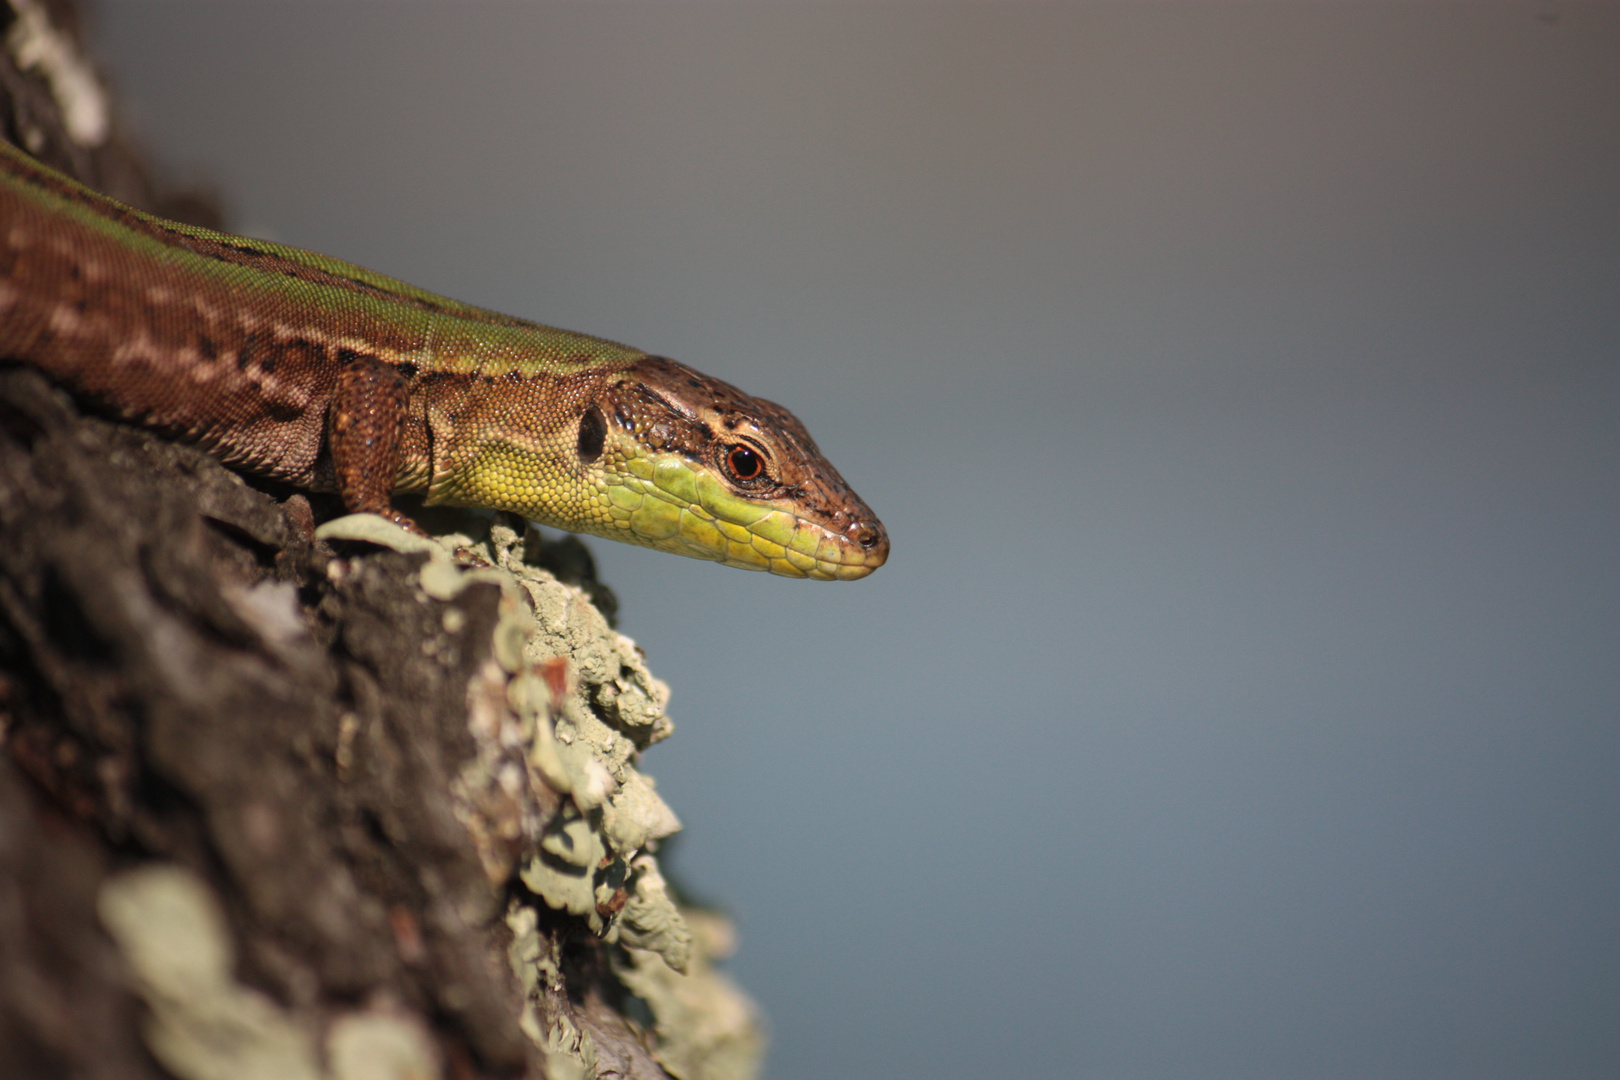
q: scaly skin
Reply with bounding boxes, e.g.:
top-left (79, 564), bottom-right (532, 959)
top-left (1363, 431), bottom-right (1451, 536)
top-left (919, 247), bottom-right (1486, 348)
top-left (0, 140), bottom-right (887, 579)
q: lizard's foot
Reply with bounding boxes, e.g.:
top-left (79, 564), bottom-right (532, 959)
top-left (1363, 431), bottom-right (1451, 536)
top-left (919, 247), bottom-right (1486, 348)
top-left (372, 507), bottom-right (431, 538)
top-left (451, 544), bottom-right (492, 568)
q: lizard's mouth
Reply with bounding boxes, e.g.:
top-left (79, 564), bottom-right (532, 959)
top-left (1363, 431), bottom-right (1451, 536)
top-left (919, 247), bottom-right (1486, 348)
top-left (595, 452), bottom-right (888, 580)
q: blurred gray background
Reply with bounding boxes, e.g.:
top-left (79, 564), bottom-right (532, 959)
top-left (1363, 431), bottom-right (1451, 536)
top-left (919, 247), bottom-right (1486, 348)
top-left (94, 3), bottom-right (1616, 1078)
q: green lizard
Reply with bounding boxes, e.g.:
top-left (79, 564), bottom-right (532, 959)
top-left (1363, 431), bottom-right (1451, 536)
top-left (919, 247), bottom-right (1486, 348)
top-left (0, 139), bottom-right (886, 580)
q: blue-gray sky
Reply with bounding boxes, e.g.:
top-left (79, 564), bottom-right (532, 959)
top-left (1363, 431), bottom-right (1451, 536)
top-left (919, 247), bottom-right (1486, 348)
top-left (96, 4), bottom-right (1616, 1078)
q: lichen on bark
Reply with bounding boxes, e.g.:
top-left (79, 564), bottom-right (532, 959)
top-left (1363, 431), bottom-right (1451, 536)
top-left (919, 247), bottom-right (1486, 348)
top-left (0, 363), bottom-right (766, 1080)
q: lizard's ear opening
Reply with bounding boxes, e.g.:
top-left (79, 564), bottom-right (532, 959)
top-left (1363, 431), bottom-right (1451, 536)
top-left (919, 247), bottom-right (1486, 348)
top-left (576, 405), bottom-right (606, 464)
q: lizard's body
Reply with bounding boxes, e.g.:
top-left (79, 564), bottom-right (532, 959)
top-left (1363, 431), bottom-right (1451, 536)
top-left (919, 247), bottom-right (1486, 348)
top-left (0, 140), bottom-right (886, 579)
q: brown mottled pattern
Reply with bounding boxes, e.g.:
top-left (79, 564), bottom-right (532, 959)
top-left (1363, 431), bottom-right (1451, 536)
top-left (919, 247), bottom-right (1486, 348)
top-left (1, 158), bottom-right (368, 487)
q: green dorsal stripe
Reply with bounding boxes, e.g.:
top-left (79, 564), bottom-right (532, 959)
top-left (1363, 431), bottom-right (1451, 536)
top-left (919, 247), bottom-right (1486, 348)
top-left (0, 139), bottom-right (647, 378)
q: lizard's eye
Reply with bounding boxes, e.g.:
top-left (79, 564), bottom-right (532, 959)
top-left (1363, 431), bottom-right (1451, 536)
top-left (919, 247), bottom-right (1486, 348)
top-left (723, 443), bottom-right (766, 484)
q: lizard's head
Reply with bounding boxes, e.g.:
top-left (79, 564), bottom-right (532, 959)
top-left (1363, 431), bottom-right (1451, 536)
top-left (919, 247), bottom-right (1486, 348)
top-left (580, 357), bottom-right (888, 580)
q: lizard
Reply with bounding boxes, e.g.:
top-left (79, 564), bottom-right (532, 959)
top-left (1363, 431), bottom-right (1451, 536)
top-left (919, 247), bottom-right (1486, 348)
top-left (0, 138), bottom-right (887, 580)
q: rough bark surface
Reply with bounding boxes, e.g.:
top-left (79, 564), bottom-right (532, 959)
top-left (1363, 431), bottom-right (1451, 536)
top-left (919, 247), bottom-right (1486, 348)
top-left (0, 366), bottom-right (534, 1075)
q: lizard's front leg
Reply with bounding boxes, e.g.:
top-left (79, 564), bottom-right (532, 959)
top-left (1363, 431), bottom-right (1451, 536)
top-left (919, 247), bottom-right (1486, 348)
top-left (327, 354), bottom-right (422, 534)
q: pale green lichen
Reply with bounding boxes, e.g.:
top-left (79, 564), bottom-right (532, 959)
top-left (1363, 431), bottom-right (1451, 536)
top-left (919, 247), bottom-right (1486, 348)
top-left (98, 864), bottom-right (323, 1080)
top-left (505, 901), bottom-right (601, 1078)
top-left (614, 908), bottom-right (767, 1080)
top-left (617, 856), bottom-right (692, 975)
top-left (315, 514), bottom-right (446, 561)
top-left (325, 1010), bottom-right (443, 1080)
top-left (288, 513), bottom-right (762, 1078)
top-left (98, 865), bottom-right (442, 1080)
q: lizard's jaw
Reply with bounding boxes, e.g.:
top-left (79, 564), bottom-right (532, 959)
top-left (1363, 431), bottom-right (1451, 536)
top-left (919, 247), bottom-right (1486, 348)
top-left (593, 448), bottom-right (887, 580)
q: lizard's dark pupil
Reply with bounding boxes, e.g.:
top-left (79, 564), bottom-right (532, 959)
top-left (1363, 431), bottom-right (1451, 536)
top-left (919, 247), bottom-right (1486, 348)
top-left (728, 446), bottom-right (761, 480)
